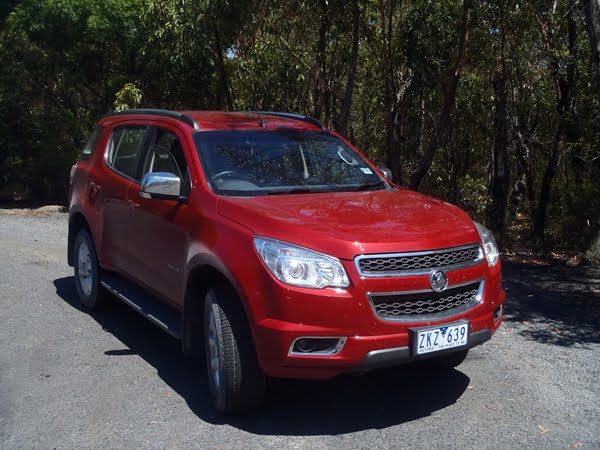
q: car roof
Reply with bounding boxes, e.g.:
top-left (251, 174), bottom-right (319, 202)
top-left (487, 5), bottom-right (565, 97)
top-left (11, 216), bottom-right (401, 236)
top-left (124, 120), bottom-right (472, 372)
top-left (100, 109), bottom-right (325, 132)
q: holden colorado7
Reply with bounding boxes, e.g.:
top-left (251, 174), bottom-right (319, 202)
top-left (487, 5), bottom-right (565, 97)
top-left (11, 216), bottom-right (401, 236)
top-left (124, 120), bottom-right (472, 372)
top-left (68, 109), bottom-right (505, 413)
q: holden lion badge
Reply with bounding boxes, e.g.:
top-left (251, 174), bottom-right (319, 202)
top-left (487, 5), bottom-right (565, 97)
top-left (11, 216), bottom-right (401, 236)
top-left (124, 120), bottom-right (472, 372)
top-left (430, 270), bottom-right (448, 292)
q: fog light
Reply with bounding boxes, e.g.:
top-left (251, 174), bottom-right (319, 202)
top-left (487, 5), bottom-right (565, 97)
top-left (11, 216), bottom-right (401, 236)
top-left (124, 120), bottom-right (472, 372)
top-left (494, 305), bottom-right (503, 322)
top-left (290, 337), bottom-right (347, 356)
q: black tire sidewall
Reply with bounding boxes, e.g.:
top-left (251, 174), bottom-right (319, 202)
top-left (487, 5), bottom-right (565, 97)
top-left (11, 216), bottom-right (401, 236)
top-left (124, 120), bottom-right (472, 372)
top-left (203, 286), bottom-right (266, 413)
top-left (204, 291), bottom-right (227, 411)
top-left (73, 229), bottom-right (101, 309)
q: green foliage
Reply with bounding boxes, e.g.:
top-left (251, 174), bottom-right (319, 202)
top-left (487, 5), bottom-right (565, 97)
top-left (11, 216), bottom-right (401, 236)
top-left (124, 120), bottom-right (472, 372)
top-left (0, 0), bottom-right (599, 251)
top-left (114, 83), bottom-right (143, 111)
top-left (0, 0), bottom-right (149, 202)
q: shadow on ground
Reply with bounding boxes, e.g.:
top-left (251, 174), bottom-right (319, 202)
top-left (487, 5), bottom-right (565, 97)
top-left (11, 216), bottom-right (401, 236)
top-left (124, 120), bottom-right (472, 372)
top-left (54, 276), bottom-right (470, 435)
top-left (502, 261), bottom-right (600, 347)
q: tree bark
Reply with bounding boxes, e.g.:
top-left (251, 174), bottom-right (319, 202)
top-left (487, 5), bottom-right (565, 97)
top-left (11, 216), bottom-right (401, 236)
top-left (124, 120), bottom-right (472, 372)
top-left (382, 0), bottom-right (400, 182)
top-left (312, 0), bottom-right (331, 121)
top-left (508, 125), bottom-right (535, 227)
top-left (338, 0), bottom-right (360, 137)
top-left (385, 77), bottom-right (413, 184)
top-left (533, 0), bottom-right (579, 240)
top-left (213, 28), bottom-right (234, 111)
top-left (584, 0), bottom-right (600, 97)
top-left (585, 217), bottom-right (600, 266)
top-left (488, 72), bottom-right (510, 236)
top-left (409, 0), bottom-right (473, 191)
top-left (534, 127), bottom-right (563, 239)
top-left (583, 0), bottom-right (600, 258)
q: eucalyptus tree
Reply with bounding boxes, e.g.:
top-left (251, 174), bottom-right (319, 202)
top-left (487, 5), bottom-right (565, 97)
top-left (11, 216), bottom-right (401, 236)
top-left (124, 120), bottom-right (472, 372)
top-left (0, 0), bottom-right (148, 201)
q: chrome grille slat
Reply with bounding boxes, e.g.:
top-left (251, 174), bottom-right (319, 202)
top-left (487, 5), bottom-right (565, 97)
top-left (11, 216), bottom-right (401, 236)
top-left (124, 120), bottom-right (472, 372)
top-left (369, 281), bottom-right (483, 322)
top-left (355, 244), bottom-right (483, 277)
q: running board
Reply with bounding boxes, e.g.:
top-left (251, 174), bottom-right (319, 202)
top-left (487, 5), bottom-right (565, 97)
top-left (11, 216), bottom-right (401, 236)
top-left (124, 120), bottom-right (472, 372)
top-left (101, 273), bottom-right (182, 340)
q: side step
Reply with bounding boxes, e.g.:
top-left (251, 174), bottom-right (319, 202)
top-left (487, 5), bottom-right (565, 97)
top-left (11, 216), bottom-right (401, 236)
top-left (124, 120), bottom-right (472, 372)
top-left (101, 273), bottom-right (182, 340)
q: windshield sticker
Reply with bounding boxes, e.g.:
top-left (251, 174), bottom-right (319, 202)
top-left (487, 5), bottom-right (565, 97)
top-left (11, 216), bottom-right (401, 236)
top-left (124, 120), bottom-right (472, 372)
top-left (360, 167), bottom-right (373, 174)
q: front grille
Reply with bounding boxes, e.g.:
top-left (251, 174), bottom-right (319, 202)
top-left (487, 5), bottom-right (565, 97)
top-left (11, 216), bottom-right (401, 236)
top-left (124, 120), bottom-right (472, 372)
top-left (369, 281), bottom-right (482, 322)
top-left (356, 244), bottom-right (482, 276)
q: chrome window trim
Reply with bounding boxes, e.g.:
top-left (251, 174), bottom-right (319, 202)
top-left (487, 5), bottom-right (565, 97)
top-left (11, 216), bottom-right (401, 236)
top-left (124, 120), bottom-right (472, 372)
top-left (368, 279), bottom-right (485, 323)
top-left (288, 336), bottom-right (348, 357)
top-left (354, 243), bottom-right (484, 278)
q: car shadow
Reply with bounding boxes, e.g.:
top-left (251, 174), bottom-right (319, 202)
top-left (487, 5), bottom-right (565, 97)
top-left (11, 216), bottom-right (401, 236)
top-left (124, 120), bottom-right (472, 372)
top-left (54, 276), bottom-right (470, 435)
top-left (502, 261), bottom-right (600, 347)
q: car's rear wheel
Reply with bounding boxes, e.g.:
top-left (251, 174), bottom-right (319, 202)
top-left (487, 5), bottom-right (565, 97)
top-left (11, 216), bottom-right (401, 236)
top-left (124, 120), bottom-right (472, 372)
top-left (204, 285), bottom-right (265, 414)
top-left (73, 229), bottom-right (107, 310)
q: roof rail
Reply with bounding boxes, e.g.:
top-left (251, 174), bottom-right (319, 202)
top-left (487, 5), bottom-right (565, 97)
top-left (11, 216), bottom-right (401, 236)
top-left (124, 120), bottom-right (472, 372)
top-left (103, 109), bottom-right (199, 129)
top-left (258, 112), bottom-right (325, 130)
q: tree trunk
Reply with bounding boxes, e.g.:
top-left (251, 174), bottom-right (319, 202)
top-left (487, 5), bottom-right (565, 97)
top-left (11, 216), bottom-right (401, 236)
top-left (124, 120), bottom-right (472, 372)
top-left (533, 0), bottom-right (579, 240)
top-left (584, 0), bottom-right (600, 97)
top-left (313, 0), bottom-right (331, 121)
top-left (534, 127), bottom-right (563, 239)
top-left (338, 0), bottom-right (360, 137)
top-left (409, 0), bottom-right (473, 191)
top-left (385, 104), bottom-right (402, 183)
top-left (385, 77), bottom-right (414, 184)
top-left (583, 0), bottom-right (600, 258)
top-left (448, 135), bottom-right (460, 205)
top-left (507, 125), bottom-right (535, 227)
top-left (488, 72), bottom-right (510, 236)
top-left (213, 28), bottom-right (234, 111)
top-left (585, 218), bottom-right (600, 266)
top-left (382, 0), bottom-right (400, 182)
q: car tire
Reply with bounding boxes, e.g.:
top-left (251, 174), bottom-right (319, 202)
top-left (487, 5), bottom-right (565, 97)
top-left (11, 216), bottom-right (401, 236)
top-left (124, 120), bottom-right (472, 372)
top-left (204, 285), bottom-right (266, 414)
top-left (73, 229), bottom-right (107, 310)
top-left (422, 349), bottom-right (469, 371)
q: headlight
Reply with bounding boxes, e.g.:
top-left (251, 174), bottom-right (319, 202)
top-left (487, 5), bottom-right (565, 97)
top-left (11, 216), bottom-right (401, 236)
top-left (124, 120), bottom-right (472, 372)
top-left (254, 237), bottom-right (350, 289)
top-left (475, 222), bottom-right (499, 267)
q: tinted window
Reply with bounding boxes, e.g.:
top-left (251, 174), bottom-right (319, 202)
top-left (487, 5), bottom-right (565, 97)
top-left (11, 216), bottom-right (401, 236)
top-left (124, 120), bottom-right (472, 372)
top-left (80, 126), bottom-right (104, 159)
top-left (106, 127), bottom-right (146, 180)
top-left (143, 130), bottom-right (185, 179)
top-left (194, 130), bottom-right (386, 196)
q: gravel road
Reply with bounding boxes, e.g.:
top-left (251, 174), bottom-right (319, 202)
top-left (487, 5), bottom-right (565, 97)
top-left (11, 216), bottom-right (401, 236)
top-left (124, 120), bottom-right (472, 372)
top-left (1, 213), bottom-right (599, 449)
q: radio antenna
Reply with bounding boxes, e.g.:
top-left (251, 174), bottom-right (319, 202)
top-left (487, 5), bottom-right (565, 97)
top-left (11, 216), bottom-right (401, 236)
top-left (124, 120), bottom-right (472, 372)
top-left (255, 111), bottom-right (266, 127)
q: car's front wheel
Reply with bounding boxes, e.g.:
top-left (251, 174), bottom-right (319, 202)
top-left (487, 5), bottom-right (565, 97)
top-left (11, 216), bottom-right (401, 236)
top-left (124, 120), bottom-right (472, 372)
top-left (204, 285), bottom-right (266, 413)
top-left (73, 229), bottom-right (107, 310)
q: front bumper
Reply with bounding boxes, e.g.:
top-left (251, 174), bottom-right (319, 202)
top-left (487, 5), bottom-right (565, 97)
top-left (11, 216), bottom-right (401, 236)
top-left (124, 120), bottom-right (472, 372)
top-left (240, 250), bottom-right (505, 379)
top-left (252, 285), bottom-right (505, 379)
top-left (353, 328), bottom-right (491, 372)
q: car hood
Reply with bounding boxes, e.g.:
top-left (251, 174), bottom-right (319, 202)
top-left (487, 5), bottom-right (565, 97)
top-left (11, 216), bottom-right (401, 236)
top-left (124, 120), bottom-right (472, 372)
top-left (217, 189), bottom-right (481, 260)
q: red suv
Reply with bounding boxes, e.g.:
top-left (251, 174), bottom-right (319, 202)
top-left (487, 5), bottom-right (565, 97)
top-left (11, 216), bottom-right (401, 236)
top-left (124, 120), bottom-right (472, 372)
top-left (68, 109), bottom-right (505, 413)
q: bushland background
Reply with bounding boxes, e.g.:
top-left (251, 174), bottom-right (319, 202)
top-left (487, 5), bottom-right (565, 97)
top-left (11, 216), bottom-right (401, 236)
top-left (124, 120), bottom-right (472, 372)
top-left (1, 0), bottom-right (599, 259)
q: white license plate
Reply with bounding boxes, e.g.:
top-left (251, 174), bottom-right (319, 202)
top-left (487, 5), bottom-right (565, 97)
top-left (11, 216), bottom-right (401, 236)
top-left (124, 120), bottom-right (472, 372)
top-left (415, 323), bottom-right (469, 355)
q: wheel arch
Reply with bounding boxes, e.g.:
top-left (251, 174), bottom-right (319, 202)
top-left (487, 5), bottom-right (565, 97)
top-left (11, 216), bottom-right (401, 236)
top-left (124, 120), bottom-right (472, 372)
top-left (68, 211), bottom-right (92, 266)
top-left (182, 258), bottom-right (254, 358)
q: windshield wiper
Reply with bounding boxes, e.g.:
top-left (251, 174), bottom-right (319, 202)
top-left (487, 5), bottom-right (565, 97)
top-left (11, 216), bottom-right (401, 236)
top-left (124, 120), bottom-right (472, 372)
top-left (266, 187), bottom-right (324, 195)
top-left (354, 181), bottom-right (386, 191)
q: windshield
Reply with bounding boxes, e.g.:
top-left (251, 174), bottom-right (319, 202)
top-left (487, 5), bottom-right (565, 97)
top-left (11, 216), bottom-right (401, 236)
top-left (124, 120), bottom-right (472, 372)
top-left (193, 129), bottom-right (387, 196)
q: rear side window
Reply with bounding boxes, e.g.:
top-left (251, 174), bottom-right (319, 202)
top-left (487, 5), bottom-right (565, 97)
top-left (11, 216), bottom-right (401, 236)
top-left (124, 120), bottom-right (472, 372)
top-left (80, 126), bottom-right (104, 160)
top-left (106, 126), bottom-right (147, 180)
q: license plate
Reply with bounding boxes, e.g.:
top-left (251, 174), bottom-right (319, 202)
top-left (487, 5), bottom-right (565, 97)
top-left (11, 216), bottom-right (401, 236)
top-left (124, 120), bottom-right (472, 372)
top-left (414, 322), bottom-right (469, 355)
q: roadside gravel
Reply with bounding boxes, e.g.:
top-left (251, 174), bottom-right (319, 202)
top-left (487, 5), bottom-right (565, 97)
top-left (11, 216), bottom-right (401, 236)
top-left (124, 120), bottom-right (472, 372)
top-left (1, 213), bottom-right (599, 449)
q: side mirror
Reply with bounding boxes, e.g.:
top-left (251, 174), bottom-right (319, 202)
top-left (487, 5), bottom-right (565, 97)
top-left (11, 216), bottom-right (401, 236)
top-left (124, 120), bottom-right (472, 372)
top-left (140, 172), bottom-right (181, 200)
top-left (379, 166), bottom-right (393, 181)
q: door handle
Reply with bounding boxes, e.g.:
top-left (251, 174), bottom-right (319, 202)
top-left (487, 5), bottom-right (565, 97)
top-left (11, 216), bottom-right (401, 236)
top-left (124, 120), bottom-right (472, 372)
top-left (128, 200), bottom-right (140, 209)
top-left (89, 182), bottom-right (101, 202)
